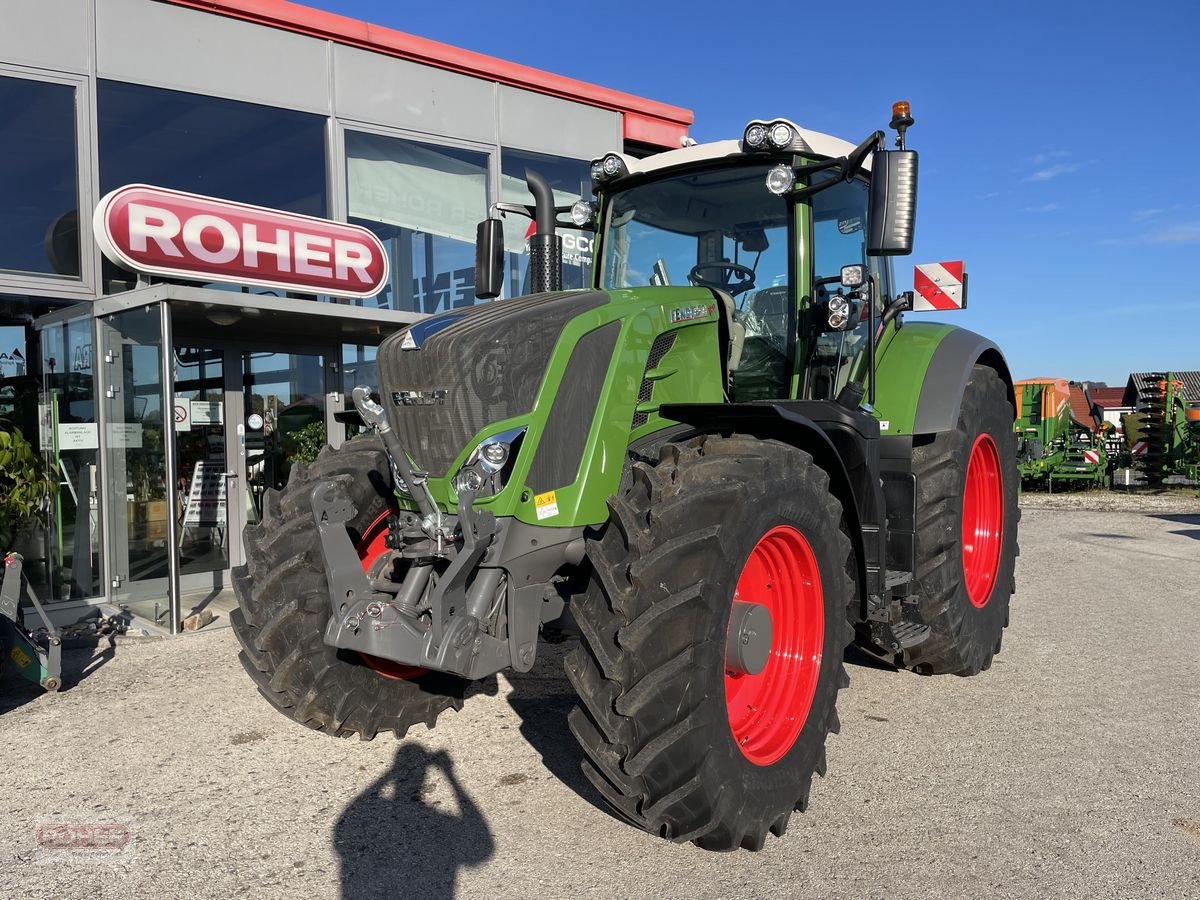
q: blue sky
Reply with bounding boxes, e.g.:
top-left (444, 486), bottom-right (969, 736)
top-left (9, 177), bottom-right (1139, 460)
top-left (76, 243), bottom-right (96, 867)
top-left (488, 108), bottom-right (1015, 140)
top-left (313, 0), bottom-right (1197, 385)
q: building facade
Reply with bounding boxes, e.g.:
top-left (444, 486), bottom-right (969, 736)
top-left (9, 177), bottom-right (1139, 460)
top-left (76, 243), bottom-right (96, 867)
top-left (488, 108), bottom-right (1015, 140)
top-left (0, 0), bottom-right (691, 630)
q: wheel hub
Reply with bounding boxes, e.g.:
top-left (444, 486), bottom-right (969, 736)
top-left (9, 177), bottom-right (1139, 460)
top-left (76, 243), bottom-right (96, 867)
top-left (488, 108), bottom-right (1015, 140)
top-left (725, 601), bottom-right (773, 676)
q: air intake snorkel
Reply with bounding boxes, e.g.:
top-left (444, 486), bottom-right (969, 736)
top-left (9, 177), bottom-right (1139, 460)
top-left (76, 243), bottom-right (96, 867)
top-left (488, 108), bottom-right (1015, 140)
top-left (525, 169), bottom-right (562, 293)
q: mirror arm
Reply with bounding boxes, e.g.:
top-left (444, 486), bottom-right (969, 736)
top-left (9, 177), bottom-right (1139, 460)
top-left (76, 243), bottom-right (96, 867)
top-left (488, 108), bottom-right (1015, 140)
top-left (840, 130), bottom-right (886, 181)
top-left (879, 291), bottom-right (914, 332)
top-left (789, 130), bottom-right (885, 201)
top-left (489, 201), bottom-right (535, 219)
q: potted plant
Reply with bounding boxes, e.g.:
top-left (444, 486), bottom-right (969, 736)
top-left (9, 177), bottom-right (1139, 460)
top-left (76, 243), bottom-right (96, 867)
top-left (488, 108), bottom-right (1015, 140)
top-left (0, 422), bottom-right (55, 553)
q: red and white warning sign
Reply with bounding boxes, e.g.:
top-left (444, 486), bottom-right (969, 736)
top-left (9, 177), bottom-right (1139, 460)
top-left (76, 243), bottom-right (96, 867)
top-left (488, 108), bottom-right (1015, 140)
top-left (1082, 449), bottom-right (1100, 464)
top-left (913, 261), bottom-right (967, 311)
top-left (1131, 440), bottom-right (1148, 456)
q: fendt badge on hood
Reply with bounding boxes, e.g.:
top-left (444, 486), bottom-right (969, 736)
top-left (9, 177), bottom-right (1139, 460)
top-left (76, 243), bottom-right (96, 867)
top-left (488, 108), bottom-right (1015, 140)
top-left (392, 390), bottom-right (448, 406)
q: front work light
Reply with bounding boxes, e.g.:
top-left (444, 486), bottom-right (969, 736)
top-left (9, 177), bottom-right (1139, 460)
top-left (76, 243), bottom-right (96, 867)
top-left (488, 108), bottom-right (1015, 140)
top-left (769, 122), bottom-right (794, 148)
top-left (765, 164), bottom-right (795, 195)
top-left (570, 200), bottom-right (598, 228)
top-left (840, 264), bottom-right (866, 288)
top-left (742, 118), bottom-right (813, 154)
top-left (591, 153), bottom-right (630, 190)
top-left (744, 123), bottom-right (768, 149)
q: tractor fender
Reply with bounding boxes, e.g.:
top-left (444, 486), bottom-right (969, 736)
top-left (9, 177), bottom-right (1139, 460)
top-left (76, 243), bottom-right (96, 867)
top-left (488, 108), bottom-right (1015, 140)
top-left (658, 403), bottom-right (869, 611)
top-left (913, 327), bottom-right (1015, 434)
top-left (877, 324), bottom-right (1015, 437)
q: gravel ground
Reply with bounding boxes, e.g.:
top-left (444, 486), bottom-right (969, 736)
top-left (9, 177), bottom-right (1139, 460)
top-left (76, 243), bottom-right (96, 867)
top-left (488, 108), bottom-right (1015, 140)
top-left (1020, 488), bottom-right (1200, 514)
top-left (2, 507), bottom-right (1198, 900)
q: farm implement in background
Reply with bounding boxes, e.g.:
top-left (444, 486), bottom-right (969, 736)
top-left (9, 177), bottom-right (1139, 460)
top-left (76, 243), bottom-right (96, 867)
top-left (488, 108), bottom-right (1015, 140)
top-left (1123, 373), bottom-right (1200, 484)
top-left (1014, 379), bottom-right (1110, 490)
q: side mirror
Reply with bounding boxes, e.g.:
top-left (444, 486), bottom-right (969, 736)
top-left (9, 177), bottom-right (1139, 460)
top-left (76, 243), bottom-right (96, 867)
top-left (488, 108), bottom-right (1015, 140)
top-left (867, 149), bottom-right (918, 256)
top-left (474, 217), bottom-right (505, 299)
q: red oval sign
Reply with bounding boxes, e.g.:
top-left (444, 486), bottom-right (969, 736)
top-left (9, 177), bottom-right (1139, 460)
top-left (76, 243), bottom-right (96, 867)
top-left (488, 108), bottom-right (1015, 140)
top-left (94, 185), bottom-right (389, 299)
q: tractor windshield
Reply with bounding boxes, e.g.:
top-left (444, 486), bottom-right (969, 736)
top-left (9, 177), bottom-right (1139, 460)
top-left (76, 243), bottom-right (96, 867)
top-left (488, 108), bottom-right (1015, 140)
top-left (599, 163), bottom-right (791, 301)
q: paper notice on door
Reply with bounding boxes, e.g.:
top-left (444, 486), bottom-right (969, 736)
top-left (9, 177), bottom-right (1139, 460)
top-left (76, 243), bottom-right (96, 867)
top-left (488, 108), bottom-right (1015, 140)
top-left (108, 422), bottom-right (143, 448)
top-left (57, 422), bottom-right (99, 450)
top-left (191, 400), bottom-right (223, 426)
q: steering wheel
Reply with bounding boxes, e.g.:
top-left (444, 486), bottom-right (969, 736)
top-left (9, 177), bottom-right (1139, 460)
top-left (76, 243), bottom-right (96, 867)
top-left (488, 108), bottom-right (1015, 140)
top-left (688, 261), bottom-right (756, 297)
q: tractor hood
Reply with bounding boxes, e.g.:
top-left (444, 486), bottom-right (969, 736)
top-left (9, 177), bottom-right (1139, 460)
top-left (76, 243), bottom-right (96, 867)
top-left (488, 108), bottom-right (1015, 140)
top-left (373, 285), bottom-right (728, 528)
top-left (377, 290), bottom-right (611, 477)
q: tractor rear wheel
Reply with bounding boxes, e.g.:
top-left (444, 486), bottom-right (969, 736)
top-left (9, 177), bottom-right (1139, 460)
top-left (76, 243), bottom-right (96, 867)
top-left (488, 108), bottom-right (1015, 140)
top-left (567, 434), bottom-right (854, 851)
top-left (903, 365), bottom-right (1019, 676)
top-left (230, 435), bottom-right (465, 740)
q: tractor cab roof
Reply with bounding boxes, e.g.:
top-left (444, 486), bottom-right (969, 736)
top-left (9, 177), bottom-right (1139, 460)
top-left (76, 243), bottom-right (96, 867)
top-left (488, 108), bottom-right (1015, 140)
top-left (618, 125), bottom-right (868, 180)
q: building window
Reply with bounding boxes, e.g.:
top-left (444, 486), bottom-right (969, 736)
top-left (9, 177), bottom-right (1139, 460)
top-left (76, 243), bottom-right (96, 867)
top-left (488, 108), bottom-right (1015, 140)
top-left (97, 80), bottom-right (327, 293)
top-left (0, 76), bottom-right (80, 280)
top-left (501, 149), bottom-right (592, 295)
top-left (98, 80), bottom-right (327, 214)
top-left (346, 131), bottom-right (489, 314)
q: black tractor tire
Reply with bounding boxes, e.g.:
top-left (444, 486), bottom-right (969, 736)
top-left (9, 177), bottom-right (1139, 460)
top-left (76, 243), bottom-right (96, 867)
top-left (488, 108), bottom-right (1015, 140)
top-left (230, 435), bottom-right (465, 740)
top-left (901, 365), bottom-right (1019, 676)
top-left (566, 434), bottom-right (854, 851)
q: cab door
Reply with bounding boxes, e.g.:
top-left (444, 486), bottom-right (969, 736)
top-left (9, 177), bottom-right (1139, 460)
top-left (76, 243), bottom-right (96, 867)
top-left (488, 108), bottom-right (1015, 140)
top-left (804, 179), bottom-right (882, 401)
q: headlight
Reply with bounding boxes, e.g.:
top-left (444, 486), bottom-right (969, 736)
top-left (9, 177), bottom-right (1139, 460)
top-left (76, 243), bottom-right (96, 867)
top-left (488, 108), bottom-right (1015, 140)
top-left (452, 427), bottom-right (526, 500)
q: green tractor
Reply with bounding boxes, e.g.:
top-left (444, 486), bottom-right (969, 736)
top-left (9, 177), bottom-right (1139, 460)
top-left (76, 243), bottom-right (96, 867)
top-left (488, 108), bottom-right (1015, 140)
top-left (231, 102), bottom-right (1019, 851)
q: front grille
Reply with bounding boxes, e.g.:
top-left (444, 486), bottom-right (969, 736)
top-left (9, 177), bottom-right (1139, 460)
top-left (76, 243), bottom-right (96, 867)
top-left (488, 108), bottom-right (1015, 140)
top-left (632, 331), bottom-right (677, 429)
top-left (376, 291), bottom-right (608, 476)
top-left (527, 322), bottom-right (621, 494)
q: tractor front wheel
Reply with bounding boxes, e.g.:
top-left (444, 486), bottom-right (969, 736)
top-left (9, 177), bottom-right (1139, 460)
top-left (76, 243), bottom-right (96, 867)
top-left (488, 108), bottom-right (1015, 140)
top-left (230, 436), bottom-right (466, 740)
top-left (567, 434), bottom-right (854, 851)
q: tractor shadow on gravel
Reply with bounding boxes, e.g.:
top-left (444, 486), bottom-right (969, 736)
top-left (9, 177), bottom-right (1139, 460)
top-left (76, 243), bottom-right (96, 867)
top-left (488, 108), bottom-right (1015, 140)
top-left (1149, 513), bottom-right (1200, 541)
top-left (503, 640), bottom-right (619, 820)
top-left (334, 743), bottom-right (495, 900)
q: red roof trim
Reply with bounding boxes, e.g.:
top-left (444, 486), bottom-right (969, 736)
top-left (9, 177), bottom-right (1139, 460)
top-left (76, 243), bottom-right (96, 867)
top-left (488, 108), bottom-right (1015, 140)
top-left (158, 0), bottom-right (693, 148)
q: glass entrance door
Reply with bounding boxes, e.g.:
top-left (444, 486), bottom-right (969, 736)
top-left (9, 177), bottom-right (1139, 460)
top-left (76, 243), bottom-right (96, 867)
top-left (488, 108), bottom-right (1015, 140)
top-left (173, 346), bottom-right (231, 578)
top-left (241, 350), bottom-right (327, 524)
top-left (99, 301), bottom-right (331, 630)
top-left (99, 304), bottom-right (174, 625)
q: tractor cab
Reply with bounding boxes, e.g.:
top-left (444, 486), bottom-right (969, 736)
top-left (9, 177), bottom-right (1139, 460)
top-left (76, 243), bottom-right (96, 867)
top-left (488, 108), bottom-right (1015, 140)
top-left (476, 105), bottom-right (919, 416)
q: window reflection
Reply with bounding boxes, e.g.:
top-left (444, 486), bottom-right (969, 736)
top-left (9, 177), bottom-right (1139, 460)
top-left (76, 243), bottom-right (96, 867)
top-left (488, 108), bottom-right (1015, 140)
top-left (346, 132), bottom-right (488, 314)
top-left (0, 76), bottom-right (80, 279)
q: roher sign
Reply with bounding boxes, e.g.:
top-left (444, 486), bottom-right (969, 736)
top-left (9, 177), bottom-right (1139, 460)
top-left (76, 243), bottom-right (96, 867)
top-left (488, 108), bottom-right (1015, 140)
top-left (93, 185), bottom-right (389, 298)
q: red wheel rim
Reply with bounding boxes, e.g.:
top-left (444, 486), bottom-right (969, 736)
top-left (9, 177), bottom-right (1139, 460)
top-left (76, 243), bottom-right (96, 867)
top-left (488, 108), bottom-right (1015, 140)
top-left (962, 433), bottom-right (1004, 608)
top-left (355, 509), bottom-right (426, 680)
top-left (725, 525), bottom-right (825, 766)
